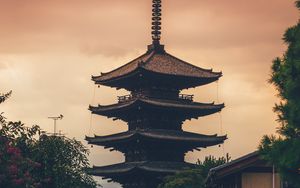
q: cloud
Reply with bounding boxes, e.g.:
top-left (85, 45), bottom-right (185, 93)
top-left (0, 1), bottom-right (298, 187)
top-left (0, 0), bottom-right (151, 57)
top-left (0, 62), bottom-right (7, 70)
top-left (0, 0), bottom-right (296, 57)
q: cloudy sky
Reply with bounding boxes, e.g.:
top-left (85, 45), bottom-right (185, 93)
top-left (0, 0), bottom-right (299, 187)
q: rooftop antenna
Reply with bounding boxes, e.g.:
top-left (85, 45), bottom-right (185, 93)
top-left (48, 114), bottom-right (63, 136)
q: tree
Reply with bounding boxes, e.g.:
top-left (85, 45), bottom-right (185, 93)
top-left (0, 121), bottom-right (45, 188)
top-left (259, 1), bottom-right (300, 186)
top-left (0, 92), bottom-right (98, 188)
top-left (158, 154), bottom-right (230, 188)
top-left (0, 93), bottom-right (45, 188)
top-left (0, 91), bottom-right (11, 125)
top-left (30, 135), bottom-right (98, 188)
top-left (0, 90), bottom-right (11, 104)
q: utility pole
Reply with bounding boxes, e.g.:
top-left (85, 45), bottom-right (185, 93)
top-left (48, 114), bottom-right (63, 136)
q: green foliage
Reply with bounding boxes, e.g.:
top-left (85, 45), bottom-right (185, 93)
top-left (158, 155), bottom-right (230, 188)
top-left (260, 136), bottom-right (300, 183)
top-left (296, 0), bottom-right (300, 10)
top-left (259, 1), bottom-right (300, 186)
top-left (0, 120), bottom-right (98, 188)
top-left (0, 136), bottom-right (42, 188)
top-left (0, 91), bottom-right (12, 125)
top-left (196, 154), bottom-right (231, 177)
top-left (158, 168), bottom-right (205, 188)
top-left (0, 93), bottom-right (98, 188)
top-left (0, 91), bottom-right (12, 104)
top-left (30, 135), bottom-right (97, 188)
top-left (0, 114), bottom-right (46, 187)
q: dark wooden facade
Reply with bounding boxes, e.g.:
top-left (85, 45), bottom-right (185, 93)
top-left (86, 1), bottom-right (226, 187)
top-left (86, 42), bottom-right (226, 188)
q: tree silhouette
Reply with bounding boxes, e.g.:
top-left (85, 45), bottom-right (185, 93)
top-left (0, 91), bottom-right (98, 187)
top-left (259, 0), bottom-right (300, 186)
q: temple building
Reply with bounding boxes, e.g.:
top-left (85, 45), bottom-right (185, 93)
top-left (86, 0), bottom-right (227, 187)
top-left (207, 151), bottom-right (285, 188)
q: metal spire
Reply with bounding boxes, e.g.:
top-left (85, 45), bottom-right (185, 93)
top-left (148, 0), bottom-right (164, 53)
top-left (152, 0), bottom-right (162, 44)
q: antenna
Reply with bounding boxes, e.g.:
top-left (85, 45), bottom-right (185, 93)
top-left (48, 114), bottom-right (63, 136)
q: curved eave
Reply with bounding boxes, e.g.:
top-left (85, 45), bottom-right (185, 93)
top-left (92, 67), bottom-right (222, 88)
top-left (91, 51), bottom-right (154, 83)
top-left (87, 161), bottom-right (196, 177)
top-left (89, 98), bottom-right (224, 118)
top-left (85, 129), bottom-right (227, 148)
top-left (92, 67), bottom-right (143, 86)
top-left (89, 99), bottom-right (137, 113)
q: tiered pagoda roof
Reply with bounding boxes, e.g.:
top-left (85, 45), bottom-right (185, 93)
top-left (88, 161), bottom-right (197, 177)
top-left (86, 129), bottom-right (226, 152)
top-left (92, 48), bottom-right (222, 90)
top-left (89, 97), bottom-right (224, 120)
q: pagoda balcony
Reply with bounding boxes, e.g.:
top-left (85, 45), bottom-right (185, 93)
top-left (117, 94), bottom-right (194, 103)
top-left (178, 94), bottom-right (194, 101)
top-left (118, 95), bottom-right (134, 103)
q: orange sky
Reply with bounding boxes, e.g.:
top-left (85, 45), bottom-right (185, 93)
top-left (0, 1), bottom-right (299, 187)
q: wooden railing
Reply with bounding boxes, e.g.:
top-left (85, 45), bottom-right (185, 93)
top-left (118, 95), bottom-right (133, 103)
top-left (117, 93), bottom-right (194, 103)
top-left (178, 94), bottom-right (194, 101)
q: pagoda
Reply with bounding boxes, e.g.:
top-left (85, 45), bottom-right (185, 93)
top-left (86, 0), bottom-right (227, 187)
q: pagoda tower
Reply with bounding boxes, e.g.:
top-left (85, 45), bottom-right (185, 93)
top-left (86, 1), bottom-right (227, 188)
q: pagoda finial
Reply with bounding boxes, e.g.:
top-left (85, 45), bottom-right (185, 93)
top-left (148, 0), bottom-right (164, 53)
top-left (152, 0), bottom-right (162, 44)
